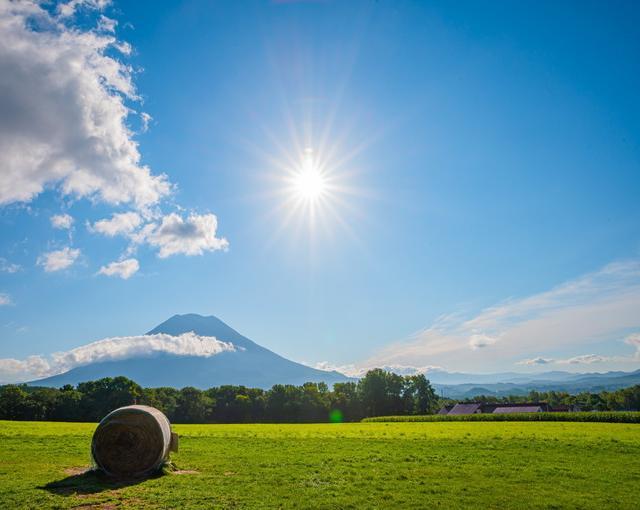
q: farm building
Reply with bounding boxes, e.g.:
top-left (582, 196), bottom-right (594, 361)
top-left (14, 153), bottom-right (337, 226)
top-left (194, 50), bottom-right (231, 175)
top-left (447, 403), bottom-right (483, 415)
top-left (437, 402), bottom-right (576, 415)
top-left (493, 405), bottom-right (543, 414)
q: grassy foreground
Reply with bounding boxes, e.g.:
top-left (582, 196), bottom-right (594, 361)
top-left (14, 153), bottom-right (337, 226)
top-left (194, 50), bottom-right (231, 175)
top-left (1, 421), bottom-right (639, 509)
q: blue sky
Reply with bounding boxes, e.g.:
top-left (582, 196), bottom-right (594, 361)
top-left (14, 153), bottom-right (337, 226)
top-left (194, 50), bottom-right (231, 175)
top-left (1, 0), bottom-right (639, 381)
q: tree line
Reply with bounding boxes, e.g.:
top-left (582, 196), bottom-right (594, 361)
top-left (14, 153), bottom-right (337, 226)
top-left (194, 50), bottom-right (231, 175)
top-left (457, 385), bottom-right (640, 412)
top-left (2, 370), bottom-right (638, 423)
top-left (0, 369), bottom-right (439, 423)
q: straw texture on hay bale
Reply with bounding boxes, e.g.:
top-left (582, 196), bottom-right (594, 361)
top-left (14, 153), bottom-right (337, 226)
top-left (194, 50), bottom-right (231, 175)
top-left (91, 405), bottom-right (178, 478)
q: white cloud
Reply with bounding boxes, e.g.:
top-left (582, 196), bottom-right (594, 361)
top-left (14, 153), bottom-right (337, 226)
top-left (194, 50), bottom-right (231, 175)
top-left (0, 293), bottom-right (11, 306)
top-left (0, 0), bottom-right (170, 209)
top-left (0, 3), bottom-right (228, 270)
top-left (309, 361), bottom-right (443, 378)
top-left (311, 361), bottom-right (361, 377)
top-left (145, 213), bottom-right (229, 258)
top-left (37, 247), bottom-right (80, 272)
top-left (0, 258), bottom-right (21, 273)
top-left (364, 259), bottom-right (640, 372)
top-left (88, 211), bottom-right (229, 259)
top-left (98, 258), bottom-right (139, 279)
top-left (368, 364), bottom-right (444, 377)
top-left (469, 333), bottom-right (498, 350)
top-left (51, 213), bottom-right (74, 230)
top-left (58, 0), bottom-right (112, 18)
top-left (516, 357), bottom-right (554, 366)
top-left (0, 331), bottom-right (236, 384)
top-left (90, 211), bottom-right (142, 236)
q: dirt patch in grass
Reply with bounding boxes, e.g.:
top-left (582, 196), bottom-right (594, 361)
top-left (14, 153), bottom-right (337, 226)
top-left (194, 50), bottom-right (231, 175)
top-left (64, 466), bottom-right (92, 476)
top-left (172, 469), bottom-right (199, 475)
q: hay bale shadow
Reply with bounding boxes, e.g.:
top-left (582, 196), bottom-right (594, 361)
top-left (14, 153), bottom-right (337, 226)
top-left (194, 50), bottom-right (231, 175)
top-left (41, 468), bottom-right (162, 496)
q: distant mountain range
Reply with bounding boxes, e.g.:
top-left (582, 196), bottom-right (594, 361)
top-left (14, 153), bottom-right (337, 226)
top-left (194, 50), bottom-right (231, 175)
top-left (30, 313), bottom-right (640, 394)
top-left (428, 369), bottom-right (640, 398)
top-left (32, 314), bottom-right (352, 389)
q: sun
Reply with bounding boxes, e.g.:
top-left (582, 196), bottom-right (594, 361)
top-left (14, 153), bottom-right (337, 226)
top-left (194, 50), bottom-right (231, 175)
top-left (292, 149), bottom-right (326, 202)
top-left (259, 135), bottom-right (363, 247)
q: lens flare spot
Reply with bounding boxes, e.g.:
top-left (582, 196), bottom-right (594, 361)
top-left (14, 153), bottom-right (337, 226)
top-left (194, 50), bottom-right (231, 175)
top-left (329, 409), bottom-right (344, 423)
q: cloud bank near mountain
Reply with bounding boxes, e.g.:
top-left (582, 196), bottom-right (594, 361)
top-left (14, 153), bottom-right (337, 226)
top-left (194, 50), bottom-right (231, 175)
top-left (0, 332), bottom-right (235, 383)
top-left (309, 361), bottom-right (443, 378)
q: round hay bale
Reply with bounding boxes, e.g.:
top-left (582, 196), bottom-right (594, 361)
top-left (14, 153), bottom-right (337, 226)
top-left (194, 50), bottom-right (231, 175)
top-left (91, 405), bottom-right (178, 478)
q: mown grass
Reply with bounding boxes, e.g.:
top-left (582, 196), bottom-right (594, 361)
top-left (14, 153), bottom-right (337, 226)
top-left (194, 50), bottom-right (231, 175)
top-left (362, 411), bottom-right (640, 423)
top-left (0, 420), bottom-right (639, 509)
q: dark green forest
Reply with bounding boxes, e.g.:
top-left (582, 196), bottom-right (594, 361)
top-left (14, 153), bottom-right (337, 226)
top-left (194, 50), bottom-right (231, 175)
top-left (1, 368), bottom-right (639, 423)
top-left (0, 369), bottom-right (438, 423)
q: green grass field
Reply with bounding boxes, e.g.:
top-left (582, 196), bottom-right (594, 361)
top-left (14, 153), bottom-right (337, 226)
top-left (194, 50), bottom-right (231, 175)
top-left (1, 421), bottom-right (639, 509)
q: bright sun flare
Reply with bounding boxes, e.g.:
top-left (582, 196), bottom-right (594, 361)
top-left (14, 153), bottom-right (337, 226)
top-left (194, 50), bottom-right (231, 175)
top-left (269, 139), bottom-right (358, 241)
top-left (293, 149), bottom-right (326, 202)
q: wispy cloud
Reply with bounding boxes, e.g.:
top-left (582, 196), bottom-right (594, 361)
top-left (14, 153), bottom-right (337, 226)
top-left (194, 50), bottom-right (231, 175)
top-left (626, 333), bottom-right (640, 352)
top-left (558, 354), bottom-right (611, 365)
top-left (97, 13), bottom-right (117, 33)
top-left (364, 260), bottom-right (640, 372)
top-left (0, 258), bottom-right (20, 273)
top-left (0, 293), bottom-right (12, 306)
top-left (0, 332), bottom-right (236, 383)
top-left (517, 333), bottom-right (640, 366)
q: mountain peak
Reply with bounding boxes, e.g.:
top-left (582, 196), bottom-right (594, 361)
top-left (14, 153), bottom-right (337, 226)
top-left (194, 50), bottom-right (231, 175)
top-left (163, 313), bottom-right (221, 324)
top-left (147, 313), bottom-right (261, 351)
top-left (169, 313), bottom-right (216, 320)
